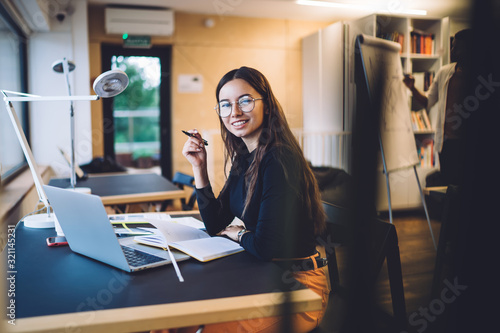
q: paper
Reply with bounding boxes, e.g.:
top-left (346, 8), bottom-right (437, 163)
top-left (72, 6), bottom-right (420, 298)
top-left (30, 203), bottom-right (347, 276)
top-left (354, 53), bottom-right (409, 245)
top-left (113, 227), bottom-right (153, 236)
top-left (109, 213), bottom-right (171, 222)
top-left (147, 218), bottom-right (209, 242)
top-left (168, 217), bottom-right (205, 229)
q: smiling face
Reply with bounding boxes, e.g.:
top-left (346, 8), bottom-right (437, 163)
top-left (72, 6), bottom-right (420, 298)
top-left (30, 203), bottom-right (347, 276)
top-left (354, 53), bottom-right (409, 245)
top-left (218, 78), bottom-right (265, 152)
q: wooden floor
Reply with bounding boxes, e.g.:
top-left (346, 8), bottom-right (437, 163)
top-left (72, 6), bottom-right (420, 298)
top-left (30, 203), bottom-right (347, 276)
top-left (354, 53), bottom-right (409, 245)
top-left (374, 210), bottom-right (441, 315)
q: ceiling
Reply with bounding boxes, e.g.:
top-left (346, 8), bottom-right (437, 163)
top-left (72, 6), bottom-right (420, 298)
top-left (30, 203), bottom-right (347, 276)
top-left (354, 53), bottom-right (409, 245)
top-left (88, 0), bottom-right (472, 22)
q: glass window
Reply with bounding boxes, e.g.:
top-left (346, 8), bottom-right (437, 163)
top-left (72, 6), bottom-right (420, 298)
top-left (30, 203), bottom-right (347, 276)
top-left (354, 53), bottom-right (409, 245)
top-left (0, 9), bottom-right (28, 182)
top-left (111, 56), bottom-right (161, 168)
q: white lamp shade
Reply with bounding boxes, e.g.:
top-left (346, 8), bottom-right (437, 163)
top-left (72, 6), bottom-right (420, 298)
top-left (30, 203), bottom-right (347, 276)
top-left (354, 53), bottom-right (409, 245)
top-left (93, 69), bottom-right (129, 98)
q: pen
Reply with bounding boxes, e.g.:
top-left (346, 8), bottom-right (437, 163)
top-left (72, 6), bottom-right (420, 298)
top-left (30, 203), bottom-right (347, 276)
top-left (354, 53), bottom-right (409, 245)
top-left (182, 130), bottom-right (208, 146)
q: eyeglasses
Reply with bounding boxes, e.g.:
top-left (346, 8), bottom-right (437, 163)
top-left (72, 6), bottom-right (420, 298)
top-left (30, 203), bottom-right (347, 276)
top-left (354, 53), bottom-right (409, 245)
top-left (214, 96), bottom-right (263, 118)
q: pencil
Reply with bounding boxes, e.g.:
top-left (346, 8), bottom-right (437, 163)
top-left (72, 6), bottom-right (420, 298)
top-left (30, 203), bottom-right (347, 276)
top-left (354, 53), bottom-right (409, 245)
top-left (182, 130), bottom-right (208, 146)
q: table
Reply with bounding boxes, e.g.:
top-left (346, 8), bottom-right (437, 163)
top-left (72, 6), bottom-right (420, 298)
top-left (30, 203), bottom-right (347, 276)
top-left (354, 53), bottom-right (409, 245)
top-left (48, 173), bottom-right (184, 206)
top-left (3, 216), bottom-right (321, 333)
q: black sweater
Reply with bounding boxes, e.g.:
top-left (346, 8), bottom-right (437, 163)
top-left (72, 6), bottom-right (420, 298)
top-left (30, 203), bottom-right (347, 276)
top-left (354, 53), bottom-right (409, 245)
top-left (196, 147), bottom-right (317, 261)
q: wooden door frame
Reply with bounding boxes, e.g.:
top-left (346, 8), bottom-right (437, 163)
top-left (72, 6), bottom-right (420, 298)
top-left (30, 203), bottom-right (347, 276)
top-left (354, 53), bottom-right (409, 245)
top-left (101, 44), bottom-right (172, 179)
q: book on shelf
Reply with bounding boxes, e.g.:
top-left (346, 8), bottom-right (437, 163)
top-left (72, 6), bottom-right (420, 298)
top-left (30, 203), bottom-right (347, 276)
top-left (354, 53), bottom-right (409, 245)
top-left (420, 109), bottom-right (432, 129)
top-left (416, 112), bottom-right (426, 130)
top-left (412, 71), bottom-right (434, 93)
top-left (410, 30), bottom-right (435, 55)
top-left (411, 112), bottom-right (419, 131)
top-left (417, 139), bottom-right (434, 168)
top-left (134, 218), bottom-right (244, 262)
top-left (377, 31), bottom-right (404, 53)
top-left (424, 72), bottom-right (434, 91)
top-left (411, 109), bottom-right (432, 131)
top-left (413, 72), bottom-right (425, 91)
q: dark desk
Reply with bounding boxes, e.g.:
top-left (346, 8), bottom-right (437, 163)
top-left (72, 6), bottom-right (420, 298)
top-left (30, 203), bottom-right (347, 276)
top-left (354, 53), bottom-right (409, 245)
top-left (49, 173), bottom-right (184, 206)
top-left (4, 220), bottom-right (321, 332)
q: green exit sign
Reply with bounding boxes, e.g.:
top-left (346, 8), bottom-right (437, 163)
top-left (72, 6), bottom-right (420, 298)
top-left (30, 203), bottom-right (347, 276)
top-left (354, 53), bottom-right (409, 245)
top-left (123, 35), bottom-right (151, 49)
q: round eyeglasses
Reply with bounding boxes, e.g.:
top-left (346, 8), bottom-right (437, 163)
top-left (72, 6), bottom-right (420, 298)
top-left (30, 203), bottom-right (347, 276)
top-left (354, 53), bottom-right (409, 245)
top-left (214, 96), bottom-right (263, 118)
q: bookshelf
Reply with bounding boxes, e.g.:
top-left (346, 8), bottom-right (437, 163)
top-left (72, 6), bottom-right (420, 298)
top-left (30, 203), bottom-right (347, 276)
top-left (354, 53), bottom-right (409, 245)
top-left (301, 14), bottom-right (449, 210)
top-left (347, 14), bottom-right (449, 210)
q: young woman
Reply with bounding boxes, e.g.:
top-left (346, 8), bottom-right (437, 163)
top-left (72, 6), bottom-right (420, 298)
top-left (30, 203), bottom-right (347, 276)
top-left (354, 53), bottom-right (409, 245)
top-left (176, 67), bottom-right (329, 332)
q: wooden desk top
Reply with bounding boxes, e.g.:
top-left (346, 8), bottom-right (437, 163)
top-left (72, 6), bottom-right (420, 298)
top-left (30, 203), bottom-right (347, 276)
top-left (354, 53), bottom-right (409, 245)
top-left (4, 222), bottom-right (321, 333)
top-left (8, 290), bottom-right (319, 333)
top-left (48, 173), bottom-right (184, 205)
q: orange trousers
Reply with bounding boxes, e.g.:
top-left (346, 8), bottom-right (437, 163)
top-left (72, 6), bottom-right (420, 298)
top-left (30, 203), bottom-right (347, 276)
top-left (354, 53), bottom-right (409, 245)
top-left (151, 265), bottom-right (330, 333)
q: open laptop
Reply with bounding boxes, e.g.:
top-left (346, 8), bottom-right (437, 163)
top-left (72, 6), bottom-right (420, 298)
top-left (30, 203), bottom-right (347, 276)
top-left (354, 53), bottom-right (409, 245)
top-left (43, 185), bottom-right (190, 272)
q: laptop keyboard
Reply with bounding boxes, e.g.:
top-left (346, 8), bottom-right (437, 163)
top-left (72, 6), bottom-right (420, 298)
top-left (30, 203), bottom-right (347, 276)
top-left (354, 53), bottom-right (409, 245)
top-left (121, 246), bottom-right (165, 267)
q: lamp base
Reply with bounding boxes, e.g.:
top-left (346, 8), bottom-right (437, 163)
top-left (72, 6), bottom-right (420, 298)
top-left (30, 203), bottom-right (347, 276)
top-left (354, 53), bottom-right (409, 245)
top-left (23, 213), bottom-right (55, 228)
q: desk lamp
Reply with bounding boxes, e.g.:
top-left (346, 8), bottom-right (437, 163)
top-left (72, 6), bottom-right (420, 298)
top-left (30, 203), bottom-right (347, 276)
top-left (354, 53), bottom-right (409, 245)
top-left (52, 58), bottom-right (78, 189)
top-left (1, 68), bottom-right (129, 230)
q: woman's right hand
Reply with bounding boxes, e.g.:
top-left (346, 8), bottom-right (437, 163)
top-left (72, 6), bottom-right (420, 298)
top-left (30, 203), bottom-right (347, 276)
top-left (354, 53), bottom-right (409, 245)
top-left (182, 129), bottom-right (207, 169)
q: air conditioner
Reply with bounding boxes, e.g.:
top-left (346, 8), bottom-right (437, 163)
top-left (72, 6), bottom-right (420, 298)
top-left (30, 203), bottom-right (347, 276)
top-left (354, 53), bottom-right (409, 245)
top-left (105, 7), bottom-right (174, 36)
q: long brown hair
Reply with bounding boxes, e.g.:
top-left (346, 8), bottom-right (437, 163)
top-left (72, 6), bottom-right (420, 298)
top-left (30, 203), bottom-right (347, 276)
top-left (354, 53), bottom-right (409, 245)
top-left (215, 67), bottom-right (325, 235)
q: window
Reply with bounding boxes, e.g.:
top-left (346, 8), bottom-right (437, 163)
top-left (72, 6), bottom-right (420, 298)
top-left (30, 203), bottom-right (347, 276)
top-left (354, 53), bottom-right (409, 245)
top-left (112, 55), bottom-right (161, 168)
top-left (0, 5), bottom-right (28, 183)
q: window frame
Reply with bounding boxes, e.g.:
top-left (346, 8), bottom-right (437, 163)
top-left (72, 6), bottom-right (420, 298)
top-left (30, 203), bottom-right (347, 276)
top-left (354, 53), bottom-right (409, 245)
top-left (0, 3), bottom-right (30, 184)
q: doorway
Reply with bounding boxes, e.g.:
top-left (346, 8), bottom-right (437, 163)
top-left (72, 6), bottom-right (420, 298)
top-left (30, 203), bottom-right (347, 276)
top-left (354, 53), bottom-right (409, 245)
top-left (101, 44), bottom-right (172, 179)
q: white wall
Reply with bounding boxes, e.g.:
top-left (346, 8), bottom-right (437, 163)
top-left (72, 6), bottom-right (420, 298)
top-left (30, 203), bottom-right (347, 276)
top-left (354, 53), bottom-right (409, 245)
top-left (28, 0), bottom-right (91, 177)
top-left (301, 21), bottom-right (347, 168)
top-left (450, 18), bottom-right (471, 36)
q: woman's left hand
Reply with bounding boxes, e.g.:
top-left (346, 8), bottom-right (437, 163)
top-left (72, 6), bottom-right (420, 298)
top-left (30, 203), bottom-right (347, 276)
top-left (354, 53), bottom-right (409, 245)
top-left (219, 225), bottom-right (245, 242)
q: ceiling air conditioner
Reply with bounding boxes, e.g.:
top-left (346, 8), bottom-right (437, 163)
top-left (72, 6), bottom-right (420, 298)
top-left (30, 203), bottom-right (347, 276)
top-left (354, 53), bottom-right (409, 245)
top-left (105, 7), bottom-right (174, 36)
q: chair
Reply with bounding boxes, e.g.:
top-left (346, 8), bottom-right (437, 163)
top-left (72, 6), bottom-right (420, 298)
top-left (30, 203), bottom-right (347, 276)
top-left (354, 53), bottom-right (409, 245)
top-left (431, 185), bottom-right (460, 299)
top-left (321, 201), bottom-right (351, 295)
top-left (369, 216), bottom-right (407, 330)
top-left (173, 172), bottom-right (197, 210)
top-left (162, 172), bottom-right (197, 211)
top-left (315, 201), bottom-right (407, 332)
top-left (424, 185), bottom-right (461, 332)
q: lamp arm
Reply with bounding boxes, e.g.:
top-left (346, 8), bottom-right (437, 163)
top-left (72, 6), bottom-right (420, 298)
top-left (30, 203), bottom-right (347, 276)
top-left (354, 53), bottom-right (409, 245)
top-left (3, 95), bottom-right (100, 102)
top-left (2, 95), bottom-right (51, 212)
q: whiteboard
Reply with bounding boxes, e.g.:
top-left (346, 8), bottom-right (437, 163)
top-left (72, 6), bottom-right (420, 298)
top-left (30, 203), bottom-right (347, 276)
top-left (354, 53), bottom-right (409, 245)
top-left (356, 34), bottom-right (419, 172)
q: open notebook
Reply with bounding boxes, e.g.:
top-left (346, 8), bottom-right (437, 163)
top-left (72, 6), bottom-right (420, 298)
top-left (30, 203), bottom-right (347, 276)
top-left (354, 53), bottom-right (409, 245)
top-left (136, 219), bottom-right (244, 262)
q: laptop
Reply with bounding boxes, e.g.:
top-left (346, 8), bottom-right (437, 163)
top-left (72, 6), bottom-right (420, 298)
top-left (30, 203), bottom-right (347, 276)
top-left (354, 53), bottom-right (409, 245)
top-left (43, 185), bottom-right (190, 272)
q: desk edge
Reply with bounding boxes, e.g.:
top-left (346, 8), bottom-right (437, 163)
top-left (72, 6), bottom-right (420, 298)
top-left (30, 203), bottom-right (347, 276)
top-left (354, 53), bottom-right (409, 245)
top-left (100, 190), bottom-right (185, 205)
top-left (4, 289), bottom-right (321, 333)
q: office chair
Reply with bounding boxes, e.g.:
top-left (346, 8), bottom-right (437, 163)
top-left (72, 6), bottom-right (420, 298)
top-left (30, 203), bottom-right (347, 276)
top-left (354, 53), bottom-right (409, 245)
top-left (161, 172), bottom-right (197, 211)
top-left (173, 172), bottom-right (197, 210)
top-left (307, 202), bottom-right (351, 333)
top-left (314, 201), bottom-right (407, 332)
top-left (425, 185), bottom-right (462, 332)
top-left (431, 185), bottom-right (460, 299)
top-left (321, 201), bottom-right (351, 295)
top-left (369, 216), bottom-right (407, 330)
